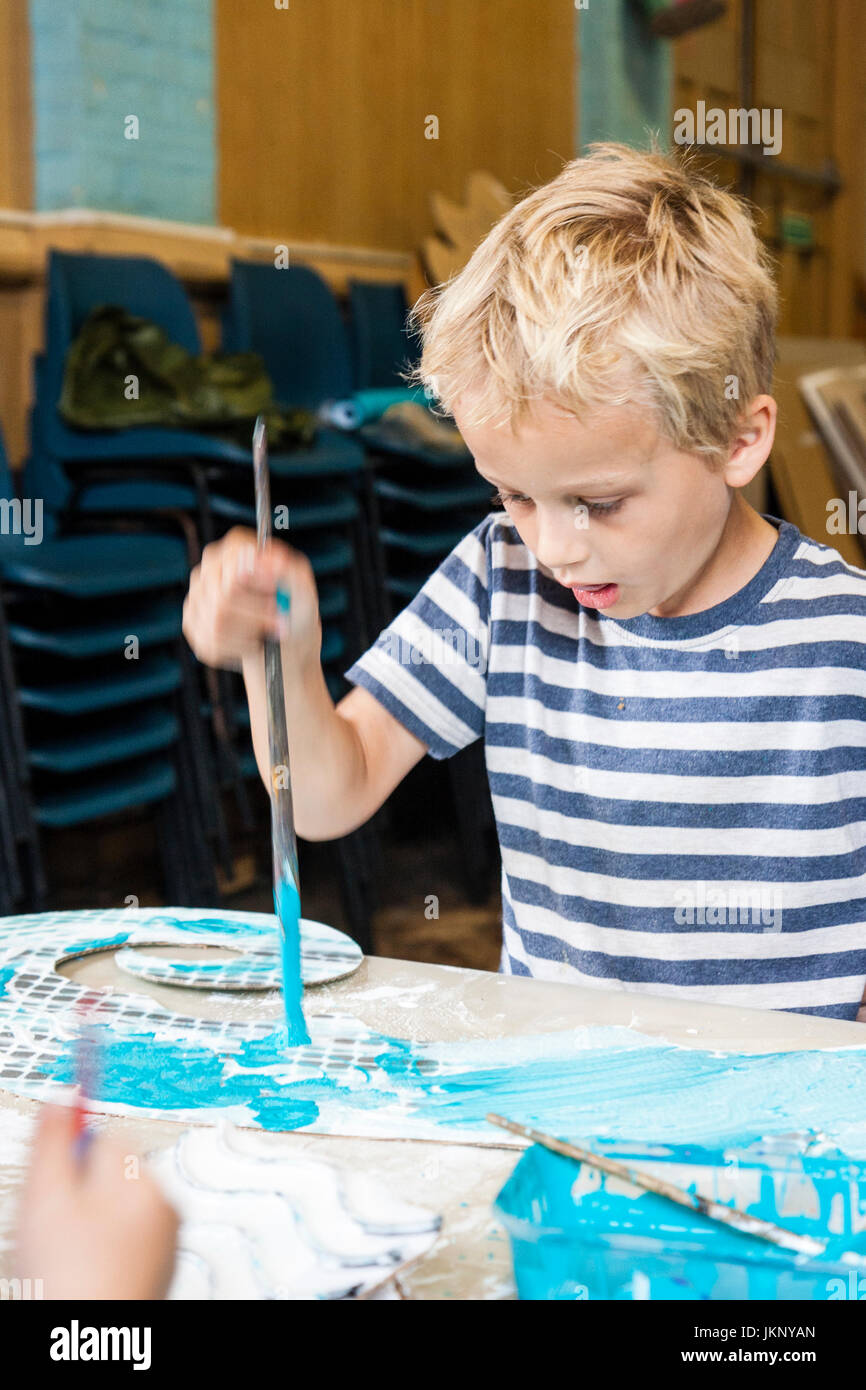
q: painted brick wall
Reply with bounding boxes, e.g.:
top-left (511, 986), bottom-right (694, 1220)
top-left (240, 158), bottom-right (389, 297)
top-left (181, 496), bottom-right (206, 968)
top-left (577, 0), bottom-right (671, 151)
top-left (29, 0), bottom-right (216, 223)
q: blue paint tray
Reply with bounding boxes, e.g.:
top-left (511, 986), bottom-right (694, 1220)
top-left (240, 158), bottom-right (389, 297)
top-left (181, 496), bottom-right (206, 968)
top-left (494, 1138), bottom-right (866, 1300)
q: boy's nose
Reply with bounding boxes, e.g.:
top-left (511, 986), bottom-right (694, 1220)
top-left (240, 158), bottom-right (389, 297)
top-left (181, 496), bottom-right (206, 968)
top-left (533, 512), bottom-right (590, 576)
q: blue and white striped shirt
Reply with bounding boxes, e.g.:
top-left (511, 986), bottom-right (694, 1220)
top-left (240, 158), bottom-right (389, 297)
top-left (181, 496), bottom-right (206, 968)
top-left (347, 513), bottom-right (866, 1020)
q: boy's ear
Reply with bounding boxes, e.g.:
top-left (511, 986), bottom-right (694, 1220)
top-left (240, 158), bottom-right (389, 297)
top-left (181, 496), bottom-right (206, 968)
top-left (723, 395), bottom-right (777, 488)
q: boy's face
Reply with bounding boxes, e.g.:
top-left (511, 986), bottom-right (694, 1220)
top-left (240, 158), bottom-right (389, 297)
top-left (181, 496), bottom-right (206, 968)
top-left (456, 396), bottom-right (766, 620)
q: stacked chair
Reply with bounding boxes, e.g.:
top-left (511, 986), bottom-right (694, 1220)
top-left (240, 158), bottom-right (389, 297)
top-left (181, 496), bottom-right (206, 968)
top-left (26, 250), bottom-right (252, 534)
top-left (347, 278), bottom-right (497, 902)
top-left (347, 277), bottom-right (492, 623)
top-left (24, 249), bottom-right (263, 828)
top-left (219, 258), bottom-right (383, 946)
top-left (18, 250), bottom-right (378, 946)
top-left (221, 259), bottom-right (371, 699)
top-left (4, 249), bottom-right (501, 937)
top-left (0, 426), bottom-right (220, 911)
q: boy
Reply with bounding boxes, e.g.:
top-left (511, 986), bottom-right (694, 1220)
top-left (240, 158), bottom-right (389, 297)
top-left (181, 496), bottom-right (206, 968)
top-left (184, 143), bottom-right (866, 1021)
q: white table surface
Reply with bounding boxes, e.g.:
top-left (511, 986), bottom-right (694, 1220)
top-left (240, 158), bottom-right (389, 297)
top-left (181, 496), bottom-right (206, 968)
top-left (2, 946), bottom-right (864, 1299)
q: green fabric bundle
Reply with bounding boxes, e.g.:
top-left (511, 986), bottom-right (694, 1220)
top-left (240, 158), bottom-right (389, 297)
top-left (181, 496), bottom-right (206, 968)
top-left (59, 305), bottom-right (317, 449)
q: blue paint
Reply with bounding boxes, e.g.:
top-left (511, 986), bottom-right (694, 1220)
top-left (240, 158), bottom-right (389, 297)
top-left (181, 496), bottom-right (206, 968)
top-left (370, 1029), bottom-right (866, 1155)
top-left (12, 915), bottom-right (866, 1169)
top-left (45, 1026), bottom-right (391, 1132)
top-left (274, 874), bottom-right (309, 1046)
top-left (276, 587), bottom-right (291, 614)
top-left (27, 998), bottom-right (866, 1165)
top-left (65, 931), bottom-right (130, 956)
top-left (133, 915), bottom-right (265, 939)
top-left (496, 1139), bottom-right (866, 1301)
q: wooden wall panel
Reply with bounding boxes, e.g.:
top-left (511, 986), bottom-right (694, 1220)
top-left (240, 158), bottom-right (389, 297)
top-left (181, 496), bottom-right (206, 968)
top-left (827, 0), bottom-right (866, 336)
top-left (672, 0), bottom-right (742, 195)
top-left (0, 0), bottom-right (33, 209)
top-left (673, 0), bottom-right (866, 340)
top-left (215, 0), bottom-right (576, 251)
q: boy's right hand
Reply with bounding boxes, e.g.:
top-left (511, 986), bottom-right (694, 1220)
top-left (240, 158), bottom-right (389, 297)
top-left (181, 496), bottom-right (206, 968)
top-left (183, 527), bottom-right (321, 671)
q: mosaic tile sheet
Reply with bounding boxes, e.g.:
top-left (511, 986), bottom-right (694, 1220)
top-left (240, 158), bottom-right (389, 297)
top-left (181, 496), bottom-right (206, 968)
top-left (5, 910), bottom-right (866, 1155)
top-left (111, 906), bottom-right (362, 991)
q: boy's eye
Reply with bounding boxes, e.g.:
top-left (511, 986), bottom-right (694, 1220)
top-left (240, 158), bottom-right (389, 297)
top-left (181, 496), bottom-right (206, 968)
top-left (580, 498), bottom-right (625, 516)
top-left (491, 492), bottom-right (626, 516)
top-left (492, 490), bottom-right (532, 508)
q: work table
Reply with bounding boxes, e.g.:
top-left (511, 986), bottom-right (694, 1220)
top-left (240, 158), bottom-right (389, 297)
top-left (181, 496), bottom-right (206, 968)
top-left (1, 948), bottom-right (863, 1300)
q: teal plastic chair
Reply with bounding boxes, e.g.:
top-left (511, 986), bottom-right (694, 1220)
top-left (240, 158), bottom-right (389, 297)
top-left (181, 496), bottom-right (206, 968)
top-left (0, 426), bottom-right (222, 907)
top-left (347, 279), bottom-right (419, 391)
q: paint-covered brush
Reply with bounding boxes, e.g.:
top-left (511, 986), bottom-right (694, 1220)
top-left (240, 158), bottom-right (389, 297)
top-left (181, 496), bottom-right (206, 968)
top-left (486, 1113), bottom-right (827, 1260)
top-left (72, 1012), bottom-right (102, 1165)
top-left (252, 415), bottom-right (310, 1047)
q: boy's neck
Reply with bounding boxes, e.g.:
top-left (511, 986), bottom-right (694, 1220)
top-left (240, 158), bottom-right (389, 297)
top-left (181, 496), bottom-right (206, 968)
top-left (647, 495), bottom-right (779, 619)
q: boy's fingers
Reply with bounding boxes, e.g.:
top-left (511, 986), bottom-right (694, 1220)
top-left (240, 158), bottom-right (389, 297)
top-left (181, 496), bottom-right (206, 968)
top-left (25, 1102), bottom-right (78, 1189)
top-left (232, 549), bottom-right (314, 597)
top-left (82, 1134), bottom-right (138, 1191)
top-left (210, 596), bottom-right (280, 636)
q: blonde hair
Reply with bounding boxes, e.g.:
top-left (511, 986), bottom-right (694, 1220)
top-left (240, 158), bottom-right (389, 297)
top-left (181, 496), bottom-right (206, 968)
top-left (405, 143), bottom-right (778, 464)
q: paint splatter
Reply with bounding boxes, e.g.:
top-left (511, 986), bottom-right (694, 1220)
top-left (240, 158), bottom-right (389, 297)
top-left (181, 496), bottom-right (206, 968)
top-left (5, 911), bottom-right (866, 1157)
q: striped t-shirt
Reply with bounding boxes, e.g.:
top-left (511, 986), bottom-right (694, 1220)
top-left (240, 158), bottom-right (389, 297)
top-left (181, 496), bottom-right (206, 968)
top-left (347, 512), bottom-right (866, 1020)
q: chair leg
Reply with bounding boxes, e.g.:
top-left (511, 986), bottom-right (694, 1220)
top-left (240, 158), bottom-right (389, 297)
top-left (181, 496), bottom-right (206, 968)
top-left (333, 831), bottom-right (375, 954)
top-left (170, 740), bottom-right (221, 906)
top-left (0, 771), bottom-right (23, 906)
top-left (446, 744), bottom-right (495, 905)
top-left (213, 665), bottom-right (255, 830)
top-left (155, 798), bottom-right (192, 905)
top-left (0, 594), bottom-right (48, 903)
top-left (359, 461), bottom-right (391, 634)
top-left (176, 640), bottom-right (236, 872)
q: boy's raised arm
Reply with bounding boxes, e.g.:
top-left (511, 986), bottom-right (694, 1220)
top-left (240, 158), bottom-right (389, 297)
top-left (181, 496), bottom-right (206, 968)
top-left (183, 528), bottom-right (426, 841)
top-left (242, 655), bottom-right (426, 839)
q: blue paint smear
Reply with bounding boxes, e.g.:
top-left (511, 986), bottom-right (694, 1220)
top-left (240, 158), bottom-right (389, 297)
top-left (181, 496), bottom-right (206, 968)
top-left (273, 876), bottom-right (310, 1046)
top-left (65, 931), bottom-right (130, 956)
top-left (17, 923), bottom-right (866, 1165)
top-left (28, 1008), bottom-right (866, 1162)
top-left (0, 965), bottom-right (14, 997)
top-left (130, 916), bottom-right (267, 940)
top-left (45, 1026), bottom-right (392, 1132)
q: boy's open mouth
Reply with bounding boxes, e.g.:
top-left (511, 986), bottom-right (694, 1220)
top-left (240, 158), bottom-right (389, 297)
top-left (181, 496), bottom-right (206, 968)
top-left (570, 582), bottom-right (620, 609)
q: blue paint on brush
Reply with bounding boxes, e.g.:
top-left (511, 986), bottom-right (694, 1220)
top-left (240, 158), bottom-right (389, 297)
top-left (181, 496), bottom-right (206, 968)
top-left (274, 872), bottom-right (310, 1047)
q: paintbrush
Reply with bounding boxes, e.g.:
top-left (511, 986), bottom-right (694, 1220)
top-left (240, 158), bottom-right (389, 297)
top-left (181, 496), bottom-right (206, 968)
top-left (486, 1113), bottom-right (826, 1259)
top-left (252, 415), bottom-right (309, 1045)
top-left (72, 1010), bottom-right (102, 1165)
